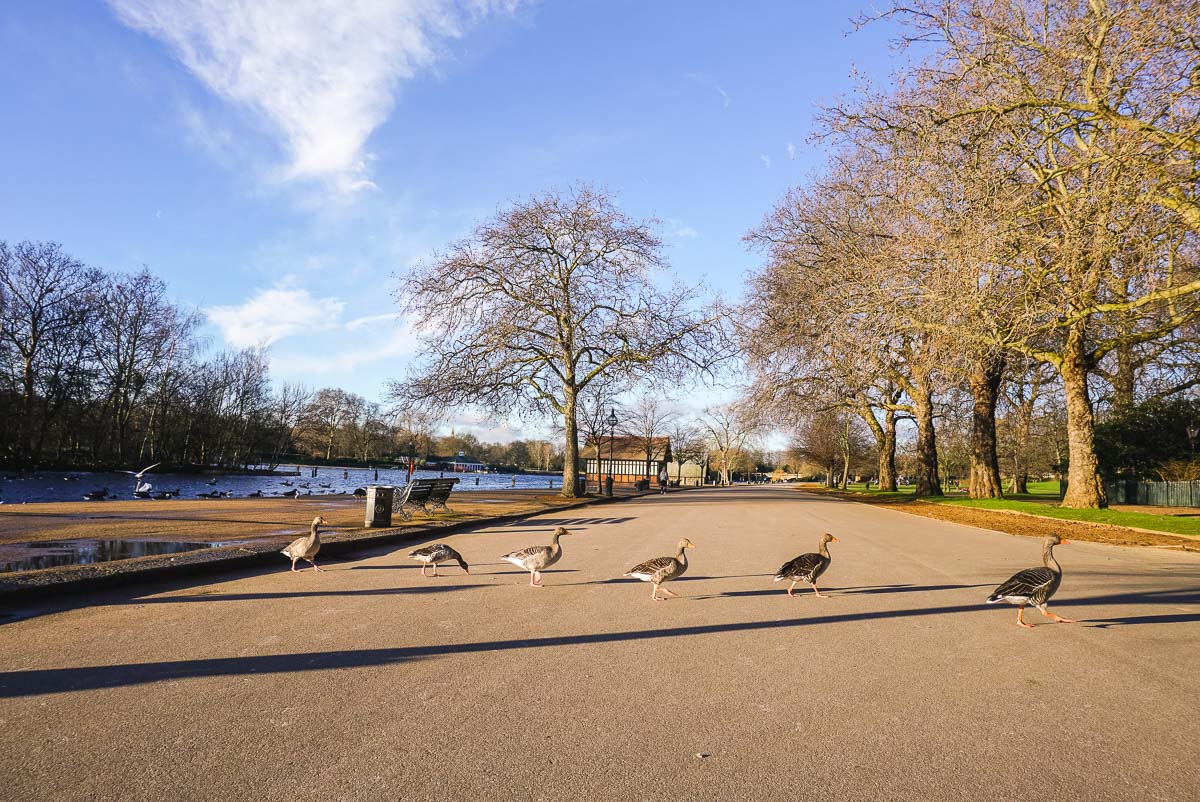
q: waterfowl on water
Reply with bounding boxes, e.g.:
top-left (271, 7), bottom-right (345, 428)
top-left (625, 538), bottom-right (696, 601)
top-left (987, 534), bottom-right (1076, 628)
top-left (409, 543), bottom-right (470, 577)
top-left (774, 533), bottom-right (838, 598)
top-left (501, 527), bottom-right (572, 587)
top-left (282, 516), bottom-right (327, 572)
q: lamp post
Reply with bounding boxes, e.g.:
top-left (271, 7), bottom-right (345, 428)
top-left (605, 408), bottom-right (618, 497)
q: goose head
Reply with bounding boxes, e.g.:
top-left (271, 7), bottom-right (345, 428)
top-left (821, 532), bottom-right (839, 544)
top-left (311, 516), bottom-right (327, 530)
top-left (678, 538), bottom-right (696, 550)
top-left (1046, 534), bottom-right (1068, 546)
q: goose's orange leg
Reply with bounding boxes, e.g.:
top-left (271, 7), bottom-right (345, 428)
top-left (1017, 606), bottom-right (1034, 628)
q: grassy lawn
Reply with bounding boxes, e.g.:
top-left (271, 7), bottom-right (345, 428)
top-left (930, 496), bottom-right (1200, 537)
top-left (831, 481), bottom-right (1200, 537)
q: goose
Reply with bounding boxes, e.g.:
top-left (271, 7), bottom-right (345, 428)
top-left (84, 488), bottom-right (109, 501)
top-left (501, 526), bottom-right (572, 587)
top-left (987, 535), bottom-right (1076, 628)
top-left (409, 543), bottom-right (470, 577)
top-left (247, 490), bottom-right (263, 498)
top-left (625, 539), bottom-right (696, 601)
top-left (281, 488), bottom-right (299, 498)
top-left (282, 516), bottom-right (328, 572)
top-left (774, 533), bottom-right (838, 598)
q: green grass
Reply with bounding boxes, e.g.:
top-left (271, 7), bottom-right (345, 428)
top-left (929, 496), bottom-right (1200, 536)
top-left (829, 480), bottom-right (1200, 536)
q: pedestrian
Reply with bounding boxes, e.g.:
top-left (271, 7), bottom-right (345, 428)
top-left (658, 466), bottom-right (668, 495)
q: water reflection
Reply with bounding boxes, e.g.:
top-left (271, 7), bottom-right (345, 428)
top-left (0, 539), bottom-right (248, 573)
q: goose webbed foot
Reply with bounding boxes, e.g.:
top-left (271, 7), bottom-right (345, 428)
top-left (1044, 610), bottom-right (1076, 624)
top-left (1017, 607), bottom-right (1034, 628)
top-left (811, 585), bottom-right (829, 598)
top-left (786, 581), bottom-right (797, 597)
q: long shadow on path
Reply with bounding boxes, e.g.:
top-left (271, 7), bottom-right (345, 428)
top-left (3, 588), bottom-right (1196, 699)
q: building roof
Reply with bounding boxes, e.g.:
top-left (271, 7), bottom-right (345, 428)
top-left (583, 435), bottom-right (671, 461)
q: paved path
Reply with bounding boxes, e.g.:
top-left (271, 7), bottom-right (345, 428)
top-left (2, 487), bottom-right (1198, 801)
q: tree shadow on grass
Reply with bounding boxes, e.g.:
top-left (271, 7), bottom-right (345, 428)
top-left (6, 587), bottom-right (1197, 699)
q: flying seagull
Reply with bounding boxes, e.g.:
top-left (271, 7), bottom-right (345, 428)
top-left (119, 462), bottom-right (161, 480)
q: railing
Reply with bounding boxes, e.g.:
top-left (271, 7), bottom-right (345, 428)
top-left (1104, 480), bottom-right (1200, 507)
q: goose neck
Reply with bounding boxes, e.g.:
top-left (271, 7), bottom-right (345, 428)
top-left (1043, 543), bottom-right (1061, 573)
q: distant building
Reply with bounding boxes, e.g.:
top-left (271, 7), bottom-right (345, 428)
top-left (425, 456), bottom-right (487, 472)
top-left (584, 435), bottom-right (670, 489)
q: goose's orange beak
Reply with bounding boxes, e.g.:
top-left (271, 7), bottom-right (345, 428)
top-left (831, 536), bottom-right (840, 542)
top-left (1060, 538), bottom-right (1071, 545)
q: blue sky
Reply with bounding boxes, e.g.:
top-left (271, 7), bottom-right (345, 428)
top-left (0, 1), bottom-right (897, 438)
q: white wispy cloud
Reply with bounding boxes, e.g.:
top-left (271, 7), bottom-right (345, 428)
top-left (787, 142), bottom-right (796, 160)
top-left (346, 312), bottom-right (399, 330)
top-left (715, 85), bottom-right (731, 109)
top-left (207, 283), bottom-right (346, 347)
top-left (108, 0), bottom-right (522, 193)
top-left (665, 219), bottom-right (699, 243)
top-left (760, 154), bottom-right (772, 167)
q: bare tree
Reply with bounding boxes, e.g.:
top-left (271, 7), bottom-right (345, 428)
top-left (0, 241), bottom-right (101, 462)
top-left (699, 402), bottom-right (765, 486)
top-left (393, 184), bottom-right (723, 497)
top-left (622, 396), bottom-right (676, 481)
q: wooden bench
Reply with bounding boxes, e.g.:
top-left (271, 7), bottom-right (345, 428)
top-left (392, 477), bottom-right (460, 520)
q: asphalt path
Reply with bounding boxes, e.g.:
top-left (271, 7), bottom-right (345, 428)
top-left (2, 486), bottom-right (1198, 801)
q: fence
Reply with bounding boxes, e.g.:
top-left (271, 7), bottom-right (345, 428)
top-left (1104, 480), bottom-right (1200, 507)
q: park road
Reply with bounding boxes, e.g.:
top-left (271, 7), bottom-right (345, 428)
top-left (2, 485), bottom-right (1199, 801)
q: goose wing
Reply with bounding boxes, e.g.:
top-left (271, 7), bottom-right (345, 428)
top-left (410, 543), bottom-right (449, 561)
top-left (988, 567), bottom-right (1055, 603)
top-left (503, 544), bottom-right (550, 564)
top-left (775, 552), bottom-right (822, 581)
top-left (626, 555), bottom-right (676, 578)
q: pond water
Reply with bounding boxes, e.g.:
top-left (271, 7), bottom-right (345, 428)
top-left (0, 539), bottom-right (255, 572)
top-left (0, 466), bottom-right (565, 505)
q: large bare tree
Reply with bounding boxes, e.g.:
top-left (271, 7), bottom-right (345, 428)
top-left (394, 185), bottom-right (721, 497)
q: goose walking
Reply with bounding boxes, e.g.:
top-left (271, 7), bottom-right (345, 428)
top-left (409, 543), bottom-right (470, 577)
top-left (501, 526), bottom-right (572, 587)
top-left (987, 534), bottom-right (1076, 628)
top-left (282, 516), bottom-right (327, 572)
top-left (774, 533), bottom-right (838, 598)
top-left (625, 538), bottom-right (696, 601)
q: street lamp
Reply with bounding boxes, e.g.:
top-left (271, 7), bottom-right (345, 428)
top-left (605, 408), bottom-right (618, 497)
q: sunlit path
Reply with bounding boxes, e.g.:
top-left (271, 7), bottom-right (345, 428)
top-left (3, 487), bottom-right (1198, 801)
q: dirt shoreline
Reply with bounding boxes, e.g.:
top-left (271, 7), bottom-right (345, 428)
top-left (0, 489), bottom-right (650, 599)
top-left (806, 487), bottom-right (1200, 552)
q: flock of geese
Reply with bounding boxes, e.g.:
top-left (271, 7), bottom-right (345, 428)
top-left (280, 516), bottom-right (1077, 627)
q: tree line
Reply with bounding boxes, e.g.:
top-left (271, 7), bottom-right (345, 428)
top-left (741, 0), bottom-right (1200, 508)
top-left (0, 241), bottom-right (569, 472)
top-left (393, 2), bottom-right (1199, 507)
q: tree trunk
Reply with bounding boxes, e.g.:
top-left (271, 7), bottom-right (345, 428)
top-left (560, 388), bottom-right (580, 498)
top-left (1060, 330), bottom-right (1107, 508)
top-left (911, 381), bottom-right (942, 497)
top-left (968, 357), bottom-right (1005, 499)
top-left (879, 409), bottom-right (897, 492)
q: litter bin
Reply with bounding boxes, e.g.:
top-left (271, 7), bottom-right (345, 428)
top-left (365, 485), bottom-right (394, 527)
top-left (604, 475), bottom-right (614, 497)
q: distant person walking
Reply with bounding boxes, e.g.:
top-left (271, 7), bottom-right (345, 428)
top-left (658, 467), bottom-right (668, 495)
